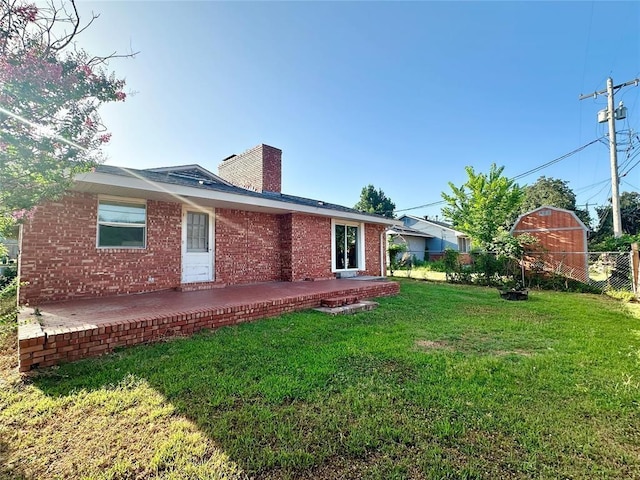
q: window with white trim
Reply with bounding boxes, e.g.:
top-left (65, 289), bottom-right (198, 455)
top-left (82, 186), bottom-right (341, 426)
top-left (97, 199), bottom-right (146, 248)
top-left (457, 237), bottom-right (471, 253)
top-left (332, 220), bottom-right (364, 271)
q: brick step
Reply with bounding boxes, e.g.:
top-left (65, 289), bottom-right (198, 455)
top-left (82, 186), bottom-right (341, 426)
top-left (176, 282), bottom-right (226, 292)
top-left (315, 300), bottom-right (378, 316)
top-left (321, 296), bottom-right (359, 308)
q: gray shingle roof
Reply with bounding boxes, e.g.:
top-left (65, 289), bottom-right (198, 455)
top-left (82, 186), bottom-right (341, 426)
top-left (95, 164), bottom-right (391, 221)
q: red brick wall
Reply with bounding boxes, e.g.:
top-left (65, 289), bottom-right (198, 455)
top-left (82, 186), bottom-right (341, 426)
top-left (289, 214), bottom-right (333, 280)
top-left (217, 144), bottom-right (282, 193)
top-left (279, 214), bottom-right (293, 281)
top-left (362, 223), bottom-right (385, 276)
top-left (19, 193), bottom-right (182, 304)
top-left (19, 191), bottom-right (390, 305)
top-left (261, 145), bottom-right (282, 193)
top-left (214, 208), bottom-right (282, 284)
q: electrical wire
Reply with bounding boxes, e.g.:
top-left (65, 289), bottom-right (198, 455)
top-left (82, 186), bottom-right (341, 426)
top-left (510, 138), bottom-right (604, 181)
top-left (394, 137), bottom-right (604, 213)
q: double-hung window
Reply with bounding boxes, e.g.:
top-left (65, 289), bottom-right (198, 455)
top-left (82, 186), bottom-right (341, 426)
top-left (97, 199), bottom-right (146, 248)
top-left (332, 220), bottom-right (364, 271)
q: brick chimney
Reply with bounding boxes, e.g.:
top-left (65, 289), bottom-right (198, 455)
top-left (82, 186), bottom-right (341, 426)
top-left (218, 144), bottom-right (282, 193)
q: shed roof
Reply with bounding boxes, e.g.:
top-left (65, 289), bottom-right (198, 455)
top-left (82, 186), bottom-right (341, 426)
top-left (511, 206), bottom-right (589, 233)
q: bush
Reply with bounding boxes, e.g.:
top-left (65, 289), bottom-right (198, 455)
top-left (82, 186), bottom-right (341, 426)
top-left (525, 271), bottom-right (602, 294)
top-left (0, 276), bottom-right (18, 326)
top-left (425, 259), bottom-right (447, 272)
top-left (0, 264), bottom-right (17, 288)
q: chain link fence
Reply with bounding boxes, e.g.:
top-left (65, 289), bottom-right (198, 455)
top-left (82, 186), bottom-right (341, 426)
top-left (522, 251), bottom-right (634, 292)
top-left (390, 248), bottom-right (637, 294)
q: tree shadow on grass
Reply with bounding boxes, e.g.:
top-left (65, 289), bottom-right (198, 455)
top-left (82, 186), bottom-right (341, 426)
top-left (0, 440), bottom-right (28, 480)
top-left (30, 311), bottom-right (425, 478)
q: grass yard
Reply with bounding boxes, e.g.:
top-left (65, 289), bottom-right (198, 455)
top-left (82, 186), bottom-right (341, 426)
top-left (1, 280), bottom-right (639, 479)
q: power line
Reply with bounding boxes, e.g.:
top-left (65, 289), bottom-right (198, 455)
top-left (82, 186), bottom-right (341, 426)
top-left (394, 137), bottom-right (603, 213)
top-left (510, 137), bottom-right (603, 181)
top-left (394, 200), bottom-right (445, 213)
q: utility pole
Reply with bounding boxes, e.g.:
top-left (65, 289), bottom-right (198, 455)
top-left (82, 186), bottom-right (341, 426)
top-left (580, 77), bottom-right (639, 238)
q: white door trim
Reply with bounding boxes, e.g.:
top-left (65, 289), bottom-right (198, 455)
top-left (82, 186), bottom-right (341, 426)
top-left (181, 206), bottom-right (215, 283)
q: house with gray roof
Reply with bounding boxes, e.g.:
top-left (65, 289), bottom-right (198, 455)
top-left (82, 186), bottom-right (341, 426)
top-left (18, 144), bottom-right (398, 305)
top-left (395, 214), bottom-right (471, 261)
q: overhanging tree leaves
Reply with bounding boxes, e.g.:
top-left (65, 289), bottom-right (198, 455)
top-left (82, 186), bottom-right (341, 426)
top-left (0, 0), bottom-right (131, 230)
top-left (441, 164), bottom-right (523, 247)
top-left (354, 184), bottom-right (396, 218)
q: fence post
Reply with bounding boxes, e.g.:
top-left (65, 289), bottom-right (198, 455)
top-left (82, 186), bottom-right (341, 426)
top-left (632, 243), bottom-right (639, 295)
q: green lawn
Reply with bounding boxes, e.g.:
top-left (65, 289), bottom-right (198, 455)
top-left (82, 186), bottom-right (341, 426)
top-left (1, 280), bottom-right (639, 479)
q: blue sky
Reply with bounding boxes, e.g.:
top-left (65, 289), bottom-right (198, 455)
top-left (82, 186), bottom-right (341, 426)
top-left (82, 1), bottom-right (640, 225)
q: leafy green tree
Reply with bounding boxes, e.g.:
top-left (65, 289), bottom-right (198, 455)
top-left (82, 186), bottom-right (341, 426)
top-left (441, 164), bottom-right (523, 247)
top-left (591, 192), bottom-right (640, 243)
top-left (354, 185), bottom-right (396, 218)
top-left (589, 233), bottom-right (640, 252)
top-left (0, 0), bottom-right (131, 234)
top-left (521, 176), bottom-right (591, 227)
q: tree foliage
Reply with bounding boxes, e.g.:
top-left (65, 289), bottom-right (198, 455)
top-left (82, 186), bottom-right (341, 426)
top-left (354, 184), bottom-right (396, 218)
top-left (522, 176), bottom-right (576, 211)
top-left (0, 0), bottom-right (131, 221)
top-left (592, 192), bottom-right (640, 241)
top-left (441, 164), bottom-right (523, 247)
top-left (521, 176), bottom-right (591, 227)
top-left (589, 233), bottom-right (640, 252)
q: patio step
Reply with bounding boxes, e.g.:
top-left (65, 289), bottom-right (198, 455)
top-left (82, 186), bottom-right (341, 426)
top-left (314, 300), bottom-right (379, 316)
top-left (176, 281), bottom-right (225, 292)
top-left (321, 295), bottom-right (359, 308)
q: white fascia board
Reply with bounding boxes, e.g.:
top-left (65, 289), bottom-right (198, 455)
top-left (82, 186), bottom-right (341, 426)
top-left (73, 171), bottom-right (398, 226)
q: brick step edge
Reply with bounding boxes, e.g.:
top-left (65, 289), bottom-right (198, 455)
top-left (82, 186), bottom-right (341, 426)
top-left (320, 296), bottom-right (359, 308)
top-left (315, 301), bottom-right (378, 316)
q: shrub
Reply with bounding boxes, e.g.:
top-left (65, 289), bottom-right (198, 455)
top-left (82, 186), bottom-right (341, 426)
top-left (0, 264), bottom-right (17, 288)
top-left (0, 276), bottom-right (18, 327)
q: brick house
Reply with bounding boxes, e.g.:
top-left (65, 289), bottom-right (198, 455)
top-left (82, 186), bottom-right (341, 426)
top-left (18, 144), bottom-right (397, 305)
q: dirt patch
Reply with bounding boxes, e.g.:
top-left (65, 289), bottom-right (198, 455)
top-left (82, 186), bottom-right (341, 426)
top-left (416, 338), bottom-right (535, 358)
top-left (415, 340), bottom-right (452, 351)
top-left (494, 349), bottom-right (534, 357)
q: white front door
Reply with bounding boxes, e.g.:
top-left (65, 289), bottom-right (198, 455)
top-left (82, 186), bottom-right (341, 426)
top-left (181, 207), bottom-right (214, 283)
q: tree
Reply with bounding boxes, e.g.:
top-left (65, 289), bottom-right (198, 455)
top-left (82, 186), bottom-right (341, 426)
top-left (592, 191), bottom-right (640, 241)
top-left (521, 176), bottom-right (591, 227)
top-left (441, 164), bottom-right (523, 247)
top-left (522, 176), bottom-right (576, 211)
top-left (0, 0), bottom-right (131, 233)
top-left (354, 185), bottom-right (396, 218)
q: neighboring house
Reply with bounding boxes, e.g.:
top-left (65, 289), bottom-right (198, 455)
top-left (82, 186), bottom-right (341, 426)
top-left (511, 206), bottom-right (589, 282)
top-left (18, 144), bottom-right (397, 305)
top-left (386, 225), bottom-right (433, 263)
top-left (397, 214), bottom-right (471, 260)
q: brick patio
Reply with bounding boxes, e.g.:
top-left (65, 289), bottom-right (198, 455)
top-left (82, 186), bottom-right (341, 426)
top-left (18, 278), bottom-right (399, 372)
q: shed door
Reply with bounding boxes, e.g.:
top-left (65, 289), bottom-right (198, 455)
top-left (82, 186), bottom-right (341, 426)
top-left (181, 208), bottom-right (214, 283)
